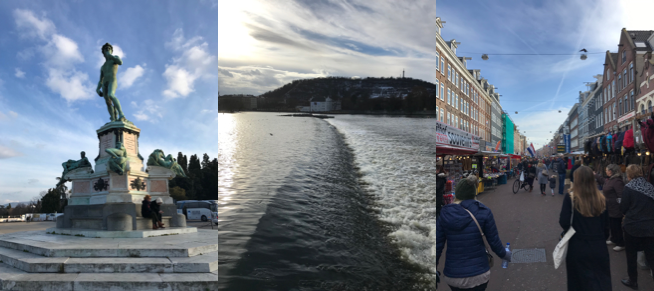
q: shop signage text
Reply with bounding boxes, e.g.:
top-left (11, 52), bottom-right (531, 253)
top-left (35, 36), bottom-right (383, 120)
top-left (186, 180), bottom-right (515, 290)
top-left (436, 121), bottom-right (480, 150)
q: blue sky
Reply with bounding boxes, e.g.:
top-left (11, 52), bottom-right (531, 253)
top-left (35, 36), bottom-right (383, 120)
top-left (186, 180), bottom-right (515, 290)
top-left (0, 0), bottom-right (217, 204)
top-left (218, 0), bottom-right (436, 96)
top-left (438, 0), bottom-right (654, 150)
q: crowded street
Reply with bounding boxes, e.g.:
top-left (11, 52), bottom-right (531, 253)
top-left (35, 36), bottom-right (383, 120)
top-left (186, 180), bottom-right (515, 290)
top-left (437, 171), bottom-right (654, 291)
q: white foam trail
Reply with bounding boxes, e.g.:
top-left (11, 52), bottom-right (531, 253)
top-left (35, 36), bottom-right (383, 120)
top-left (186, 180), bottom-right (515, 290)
top-left (326, 117), bottom-right (436, 283)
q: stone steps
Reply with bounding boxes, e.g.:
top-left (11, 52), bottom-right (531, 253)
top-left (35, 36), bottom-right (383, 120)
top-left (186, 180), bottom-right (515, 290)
top-left (0, 230), bottom-right (217, 290)
top-left (0, 237), bottom-right (217, 258)
top-left (0, 262), bottom-right (217, 290)
top-left (0, 246), bottom-right (217, 273)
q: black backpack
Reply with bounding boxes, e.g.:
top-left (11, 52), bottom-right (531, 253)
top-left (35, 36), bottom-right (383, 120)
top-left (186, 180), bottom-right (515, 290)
top-left (584, 140), bottom-right (590, 154)
top-left (614, 131), bottom-right (625, 154)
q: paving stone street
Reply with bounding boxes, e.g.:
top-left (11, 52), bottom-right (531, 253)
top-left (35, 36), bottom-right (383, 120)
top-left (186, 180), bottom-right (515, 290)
top-left (438, 177), bottom-right (654, 291)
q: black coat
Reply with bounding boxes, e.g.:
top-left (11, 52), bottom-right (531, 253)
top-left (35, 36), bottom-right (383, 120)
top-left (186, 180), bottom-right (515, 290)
top-left (151, 201), bottom-right (161, 215)
top-left (596, 174), bottom-right (625, 218)
top-left (437, 174), bottom-right (446, 216)
top-left (559, 194), bottom-right (611, 291)
top-left (141, 200), bottom-right (154, 218)
top-left (621, 177), bottom-right (654, 237)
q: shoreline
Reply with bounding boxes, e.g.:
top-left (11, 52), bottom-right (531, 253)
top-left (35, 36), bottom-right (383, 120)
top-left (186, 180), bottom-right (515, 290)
top-left (218, 110), bottom-right (436, 117)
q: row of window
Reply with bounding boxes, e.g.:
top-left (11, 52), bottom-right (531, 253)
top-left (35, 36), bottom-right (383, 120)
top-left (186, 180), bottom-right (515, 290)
top-left (605, 62), bottom-right (634, 103)
top-left (437, 105), bottom-right (484, 138)
top-left (436, 51), bottom-right (482, 105)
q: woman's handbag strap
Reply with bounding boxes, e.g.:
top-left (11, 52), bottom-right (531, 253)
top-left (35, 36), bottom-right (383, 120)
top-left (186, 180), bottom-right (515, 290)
top-left (463, 208), bottom-right (484, 237)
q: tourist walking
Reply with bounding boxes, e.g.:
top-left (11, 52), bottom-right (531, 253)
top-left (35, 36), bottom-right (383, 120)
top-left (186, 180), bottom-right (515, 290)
top-left (537, 161), bottom-right (549, 196)
top-left (557, 157), bottom-right (567, 195)
top-left (526, 162), bottom-right (536, 192)
top-left (619, 165), bottom-right (654, 290)
top-left (436, 176), bottom-right (511, 291)
top-left (559, 166), bottom-right (611, 291)
top-left (595, 164), bottom-right (626, 252)
top-left (549, 172), bottom-right (557, 196)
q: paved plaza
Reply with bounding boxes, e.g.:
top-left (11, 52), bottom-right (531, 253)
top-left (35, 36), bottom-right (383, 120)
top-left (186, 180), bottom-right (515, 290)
top-left (439, 177), bottom-right (654, 291)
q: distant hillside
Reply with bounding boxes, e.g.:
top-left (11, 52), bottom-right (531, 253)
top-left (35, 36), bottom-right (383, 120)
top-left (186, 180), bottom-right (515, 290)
top-left (220, 76), bottom-right (436, 112)
top-left (260, 76), bottom-right (435, 102)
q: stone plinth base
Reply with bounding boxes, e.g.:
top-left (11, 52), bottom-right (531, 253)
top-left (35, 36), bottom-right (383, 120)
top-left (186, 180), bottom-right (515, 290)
top-left (0, 230), bottom-right (217, 290)
top-left (45, 226), bottom-right (197, 238)
top-left (58, 203), bottom-right (177, 231)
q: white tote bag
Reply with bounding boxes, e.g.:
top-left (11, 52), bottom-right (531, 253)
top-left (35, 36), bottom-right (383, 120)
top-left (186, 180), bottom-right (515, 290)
top-left (519, 171), bottom-right (525, 182)
top-left (553, 194), bottom-right (575, 269)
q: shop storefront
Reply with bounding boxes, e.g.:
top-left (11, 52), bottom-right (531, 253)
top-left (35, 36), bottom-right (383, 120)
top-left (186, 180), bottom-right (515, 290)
top-left (437, 121), bottom-right (482, 206)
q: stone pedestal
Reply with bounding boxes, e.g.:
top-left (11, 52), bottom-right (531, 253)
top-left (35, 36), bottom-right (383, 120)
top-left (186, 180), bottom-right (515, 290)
top-left (58, 121), bottom-right (181, 231)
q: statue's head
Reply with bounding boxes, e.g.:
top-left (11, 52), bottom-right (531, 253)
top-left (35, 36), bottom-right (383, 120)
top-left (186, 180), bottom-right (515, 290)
top-left (81, 151), bottom-right (86, 158)
top-left (117, 142), bottom-right (123, 148)
top-left (102, 43), bottom-right (113, 55)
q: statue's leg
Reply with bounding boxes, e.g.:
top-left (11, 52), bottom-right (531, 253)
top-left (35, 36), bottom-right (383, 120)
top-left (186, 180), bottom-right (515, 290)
top-left (103, 83), bottom-right (116, 121)
top-left (107, 80), bottom-right (125, 120)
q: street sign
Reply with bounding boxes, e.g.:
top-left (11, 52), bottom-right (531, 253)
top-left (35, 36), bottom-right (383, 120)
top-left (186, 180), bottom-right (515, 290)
top-left (557, 144), bottom-right (565, 153)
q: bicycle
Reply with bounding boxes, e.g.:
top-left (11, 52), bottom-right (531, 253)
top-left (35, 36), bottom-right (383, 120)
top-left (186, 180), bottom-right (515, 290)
top-left (512, 176), bottom-right (533, 194)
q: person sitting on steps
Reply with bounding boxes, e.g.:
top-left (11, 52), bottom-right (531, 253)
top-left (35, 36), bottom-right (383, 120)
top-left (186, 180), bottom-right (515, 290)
top-left (151, 197), bottom-right (165, 229)
top-left (142, 195), bottom-right (165, 229)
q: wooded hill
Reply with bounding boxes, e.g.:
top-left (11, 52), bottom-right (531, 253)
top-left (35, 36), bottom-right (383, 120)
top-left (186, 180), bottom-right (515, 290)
top-left (221, 76), bottom-right (436, 112)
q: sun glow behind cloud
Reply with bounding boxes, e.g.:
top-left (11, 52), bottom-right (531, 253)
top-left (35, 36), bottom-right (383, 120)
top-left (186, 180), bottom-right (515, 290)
top-left (219, 0), bottom-right (436, 95)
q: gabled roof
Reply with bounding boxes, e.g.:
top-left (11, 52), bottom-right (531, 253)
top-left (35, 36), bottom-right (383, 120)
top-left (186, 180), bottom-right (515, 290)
top-left (309, 96), bottom-right (326, 102)
top-left (625, 30), bottom-right (654, 51)
top-left (604, 51), bottom-right (617, 71)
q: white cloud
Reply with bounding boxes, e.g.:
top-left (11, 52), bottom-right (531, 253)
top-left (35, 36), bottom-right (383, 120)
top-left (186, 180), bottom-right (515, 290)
top-left (162, 65), bottom-right (194, 98)
top-left (0, 145), bottom-right (22, 159)
top-left (12, 10), bottom-right (96, 103)
top-left (119, 64), bottom-right (145, 89)
top-left (0, 111), bottom-right (19, 121)
top-left (45, 69), bottom-right (93, 102)
top-left (15, 68), bottom-right (25, 78)
top-left (27, 179), bottom-right (39, 185)
top-left (131, 99), bottom-right (163, 122)
top-left (13, 9), bottom-right (56, 40)
top-left (162, 29), bottom-right (216, 99)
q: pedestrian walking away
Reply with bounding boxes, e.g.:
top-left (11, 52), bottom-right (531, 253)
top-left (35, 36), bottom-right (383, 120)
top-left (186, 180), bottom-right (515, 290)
top-left (619, 165), bottom-right (654, 290)
top-left (559, 166), bottom-right (611, 291)
top-left (558, 157), bottom-right (567, 195)
top-left (526, 163), bottom-right (536, 193)
top-left (595, 164), bottom-right (626, 251)
top-left (436, 175), bottom-right (512, 291)
top-left (537, 161), bottom-right (549, 196)
top-left (549, 173), bottom-right (557, 196)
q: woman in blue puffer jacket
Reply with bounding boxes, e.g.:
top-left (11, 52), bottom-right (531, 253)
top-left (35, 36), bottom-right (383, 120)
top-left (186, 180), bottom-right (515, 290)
top-left (437, 175), bottom-right (511, 291)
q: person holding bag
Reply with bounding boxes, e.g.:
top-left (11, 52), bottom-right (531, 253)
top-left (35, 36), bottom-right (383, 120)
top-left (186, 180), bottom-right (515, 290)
top-left (558, 166), bottom-right (611, 291)
top-left (436, 175), bottom-right (511, 291)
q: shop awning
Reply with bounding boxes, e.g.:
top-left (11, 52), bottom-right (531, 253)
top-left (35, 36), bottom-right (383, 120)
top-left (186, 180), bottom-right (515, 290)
top-left (437, 145), bottom-right (478, 156)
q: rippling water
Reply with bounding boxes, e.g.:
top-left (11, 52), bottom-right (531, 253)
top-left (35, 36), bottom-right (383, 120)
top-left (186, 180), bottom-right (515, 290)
top-left (218, 112), bottom-right (435, 290)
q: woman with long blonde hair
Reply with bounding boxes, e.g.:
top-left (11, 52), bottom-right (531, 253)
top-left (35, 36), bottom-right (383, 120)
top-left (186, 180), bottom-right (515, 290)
top-left (559, 166), bottom-right (611, 291)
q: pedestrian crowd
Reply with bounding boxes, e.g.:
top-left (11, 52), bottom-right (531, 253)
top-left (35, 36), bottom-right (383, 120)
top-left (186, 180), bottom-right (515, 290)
top-left (436, 156), bottom-right (654, 291)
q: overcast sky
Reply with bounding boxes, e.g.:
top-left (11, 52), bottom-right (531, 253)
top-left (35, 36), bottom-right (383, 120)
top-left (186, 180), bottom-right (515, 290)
top-left (438, 0), bottom-right (654, 151)
top-left (218, 0), bottom-right (436, 96)
top-left (0, 0), bottom-right (217, 205)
